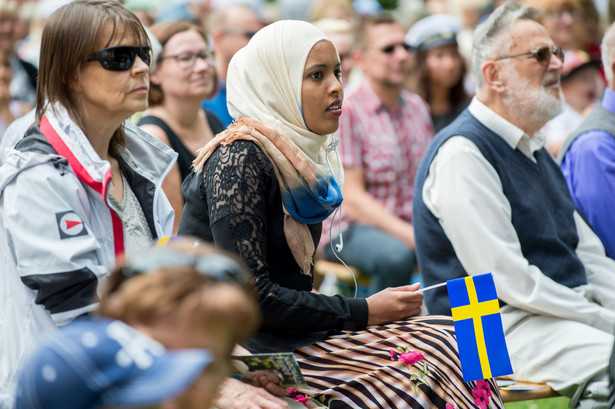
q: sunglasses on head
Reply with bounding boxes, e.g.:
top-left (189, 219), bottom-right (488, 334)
top-left (380, 43), bottom-right (411, 54)
top-left (119, 248), bottom-right (250, 287)
top-left (495, 45), bottom-right (564, 66)
top-left (87, 45), bottom-right (151, 71)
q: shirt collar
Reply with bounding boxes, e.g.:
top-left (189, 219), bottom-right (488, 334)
top-left (468, 97), bottom-right (545, 162)
top-left (360, 81), bottom-right (406, 114)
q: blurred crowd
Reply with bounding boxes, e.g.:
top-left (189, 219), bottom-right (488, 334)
top-left (1, 1), bottom-right (615, 408)
top-left (1, 0), bottom-right (613, 154)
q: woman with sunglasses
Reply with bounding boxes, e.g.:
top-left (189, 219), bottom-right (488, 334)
top-left (179, 20), bottom-right (504, 408)
top-left (139, 21), bottom-right (223, 234)
top-left (0, 0), bottom-right (175, 400)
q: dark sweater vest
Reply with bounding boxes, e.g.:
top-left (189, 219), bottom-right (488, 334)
top-left (556, 103), bottom-right (615, 165)
top-left (413, 109), bottom-right (587, 316)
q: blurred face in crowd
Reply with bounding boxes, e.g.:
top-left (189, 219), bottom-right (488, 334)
top-left (359, 22), bottom-right (411, 88)
top-left (134, 308), bottom-right (238, 409)
top-left (152, 29), bottom-right (216, 102)
top-left (541, 6), bottom-right (580, 49)
top-left (301, 40), bottom-right (344, 135)
top-left (497, 19), bottom-right (563, 127)
top-left (425, 44), bottom-right (464, 89)
top-left (561, 65), bottom-right (603, 113)
top-left (216, 6), bottom-right (262, 72)
top-left (79, 23), bottom-right (150, 126)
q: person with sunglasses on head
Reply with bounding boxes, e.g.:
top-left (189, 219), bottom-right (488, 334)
top-left (413, 2), bottom-right (615, 407)
top-left (319, 12), bottom-right (433, 295)
top-left (138, 21), bottom-right (223, 235)
top-left (179, 19), bottom-right (504, 408)
top-left (201, 3), bottom-right (263, 128)
top-left (97, 236), bottom-right (291, 409)
top-left (405, 13), bottom-right (471, 133)
top-left (0, 0), bottom-right (176, 404)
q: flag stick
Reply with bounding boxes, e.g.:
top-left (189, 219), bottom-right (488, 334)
top-left (417, 281), bottom-right (447, 293)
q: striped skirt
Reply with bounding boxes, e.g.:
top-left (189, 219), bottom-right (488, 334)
top-left (292, 316), bottom-right (505, 409)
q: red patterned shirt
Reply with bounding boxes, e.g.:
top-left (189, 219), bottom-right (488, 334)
top-left (321, 81), bottom-right (434, 248)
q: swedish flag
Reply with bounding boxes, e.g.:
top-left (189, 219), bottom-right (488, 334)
top-left (447, 273), bottom-right (513, 382)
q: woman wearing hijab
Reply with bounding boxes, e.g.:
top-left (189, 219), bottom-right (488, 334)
top-left (179, 20), bottom-right (504, 408)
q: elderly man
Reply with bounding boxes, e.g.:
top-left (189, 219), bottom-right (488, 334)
top-left (556, 22), bottom-right (615, 259)
top-left (413, 2), bottom-right (615, 408)
top-left (320, 13), bottom-right (433, 295)
top-left (202, 4), bottom-right (263, 128)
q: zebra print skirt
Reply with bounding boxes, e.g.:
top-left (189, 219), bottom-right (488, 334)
top-left (292, 316), bottom-right (505, 409)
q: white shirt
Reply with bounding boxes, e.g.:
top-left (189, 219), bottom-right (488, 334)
top-left (422, 97), bottom-right (615, 333)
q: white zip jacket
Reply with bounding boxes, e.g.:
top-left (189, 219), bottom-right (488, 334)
top-left (0, 105), bottom-right (176, 404)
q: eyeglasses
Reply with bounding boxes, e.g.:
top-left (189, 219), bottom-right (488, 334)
top-left (380, 43), bottom-right (411, 54)
top-left (87, 45), bottom-right (151, 71)
top-left (545, 9), bottom-right (581, 20)
top-left (494, 46), bottom-right (564, 66)
top-left (120, 248), bottom-right (250, 287)
top-left (158, 50), bottom-right (215, 70)
top-left (222, 28), bottom-right (258, 39)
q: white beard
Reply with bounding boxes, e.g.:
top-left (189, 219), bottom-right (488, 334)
top-left (502, 65), bottom-right (563, 130)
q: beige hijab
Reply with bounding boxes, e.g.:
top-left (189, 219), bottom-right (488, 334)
top-left (194, 20), bottom-right (344, 274)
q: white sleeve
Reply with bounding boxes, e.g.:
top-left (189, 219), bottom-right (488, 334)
top-left (2, 163), bottom-right (109, 324)
top-left (573, 211), bottom-right (615, 311)
top-left (423, 136), bottom-right (615, 333)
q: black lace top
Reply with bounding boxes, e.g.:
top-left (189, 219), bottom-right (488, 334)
top-left (179, 140), bottom-right (368, 352)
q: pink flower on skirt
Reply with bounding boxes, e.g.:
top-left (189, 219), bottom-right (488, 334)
top-left (471, 380), bottom-right (492, 409)
top-left (475, 379), bottom-right (492, 396)
top-left (398, 350), bottom-right (423, 366)
top-left (446, 403), bottom-right (455, 409)
top-left (390, 349), bottom-right (397, 360)
top-left (473, 393), bottom-right (490, 409)
top-left (292, 394), bottom-right (310, 407)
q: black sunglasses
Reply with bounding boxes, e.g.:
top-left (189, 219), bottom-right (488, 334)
top-left (120, 248), bottom-right (250, 287)
top-left (381, 42), bottom-right (411, 54)
top-left (495, 46), bottom-right (564, 66)
top-left (87, 45), bottom-right (151, 71)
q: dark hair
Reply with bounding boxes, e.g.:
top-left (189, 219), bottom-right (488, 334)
top-left (36, 0), bottom-right (150, 157)
top-left (148, 20), bottom-right (214, 106)
top-left (413, 47), bottom-right (469, 108)
top-left (354, 12), bottom-right (399, 51)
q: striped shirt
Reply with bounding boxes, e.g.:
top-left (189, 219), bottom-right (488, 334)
top-left (322, 81), bottom-right (434, 246)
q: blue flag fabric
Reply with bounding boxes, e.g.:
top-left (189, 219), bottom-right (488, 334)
top-left (447, 273), bottom-right (513, 382)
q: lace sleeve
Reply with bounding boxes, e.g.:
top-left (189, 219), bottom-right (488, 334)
top-left (203, 140), bottom-right (368, 333)
top-left (204, 140), bottom-right (270, 275)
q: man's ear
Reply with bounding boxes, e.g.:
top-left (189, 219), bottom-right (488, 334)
top-left (482, 61), bottom-right (506, 93)
top-left (211, 28), bottom-right (224, 46)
